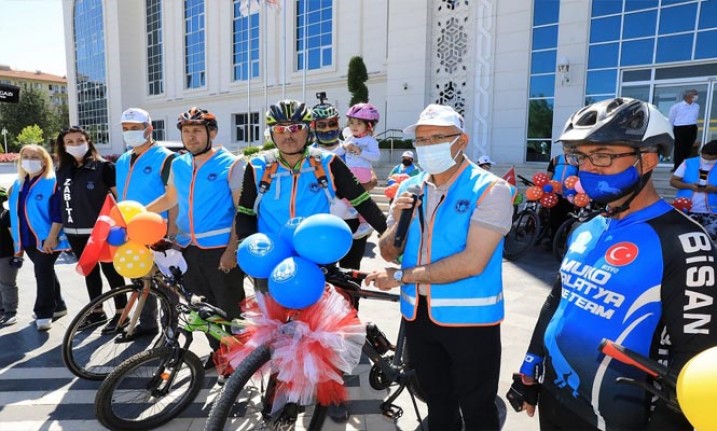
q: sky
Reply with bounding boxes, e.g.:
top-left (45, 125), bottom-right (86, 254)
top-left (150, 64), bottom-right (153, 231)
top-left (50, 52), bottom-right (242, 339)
top-left (0, 0), bottom-right (67, 77)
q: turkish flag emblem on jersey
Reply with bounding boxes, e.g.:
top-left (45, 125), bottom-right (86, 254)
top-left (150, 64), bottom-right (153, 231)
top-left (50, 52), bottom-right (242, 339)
top-left (605, 242), bottom-right (639, 266)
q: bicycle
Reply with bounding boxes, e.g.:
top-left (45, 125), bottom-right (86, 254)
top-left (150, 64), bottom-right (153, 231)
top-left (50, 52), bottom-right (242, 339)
top-left (503, 175), bottom-right (550, 261)
top-left (205, 265), bottom-right (426, 431)
top-left (94, 260), bottom-right (246, 431)
top-left (551, 204), bottom-right (602, 262)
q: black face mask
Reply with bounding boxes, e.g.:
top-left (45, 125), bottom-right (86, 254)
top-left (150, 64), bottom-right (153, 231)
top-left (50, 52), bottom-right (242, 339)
top-left (402, 159), bottom-right (412, 166)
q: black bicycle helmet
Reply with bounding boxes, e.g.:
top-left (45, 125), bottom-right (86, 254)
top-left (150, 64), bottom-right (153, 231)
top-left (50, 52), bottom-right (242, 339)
top-left (266, 100), bottom-right (312, 126)
top-left (0, 186), bottom-right (7, 203)
top-left (311, 103), bottom-right (339, 121)
top-left (176, 107), bottom-right (218, 131)
top-left (558, 97), bottom-right (674, 158)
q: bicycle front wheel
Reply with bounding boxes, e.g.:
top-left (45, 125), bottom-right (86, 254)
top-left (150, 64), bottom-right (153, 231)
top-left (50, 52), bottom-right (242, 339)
top-left (205, 344), bottom-right (327, 431)
top-left (62, 284), bottom-right (174, 380)
top-left (95, 347), bottom-right (204, 431)
top-left (503, 209), bottom-right (540, 261)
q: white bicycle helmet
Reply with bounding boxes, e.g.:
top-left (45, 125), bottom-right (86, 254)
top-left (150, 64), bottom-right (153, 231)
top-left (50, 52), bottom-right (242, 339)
top-left (558, 97), bottom-right (674, 158)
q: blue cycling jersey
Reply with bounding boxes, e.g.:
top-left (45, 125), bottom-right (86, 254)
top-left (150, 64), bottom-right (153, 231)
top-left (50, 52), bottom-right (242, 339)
top-left (526, 200), bottom-right (717, 429)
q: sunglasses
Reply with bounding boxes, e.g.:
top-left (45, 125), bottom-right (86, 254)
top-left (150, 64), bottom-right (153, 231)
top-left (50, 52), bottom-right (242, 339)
top-left (271, 123), bottom-right (309, 134)
top-left (61, 125), bottom-right (85, 133)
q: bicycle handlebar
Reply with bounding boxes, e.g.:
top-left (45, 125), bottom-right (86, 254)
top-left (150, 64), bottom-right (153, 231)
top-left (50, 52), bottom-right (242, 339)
top-left (517, 174), bottom-right (535, 187)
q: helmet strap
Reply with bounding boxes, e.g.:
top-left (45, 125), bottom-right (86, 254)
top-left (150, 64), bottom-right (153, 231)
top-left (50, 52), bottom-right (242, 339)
top-left (603, 169), bottom-right (652, 217)
top-left (188, 127), bottom-right (213, 157)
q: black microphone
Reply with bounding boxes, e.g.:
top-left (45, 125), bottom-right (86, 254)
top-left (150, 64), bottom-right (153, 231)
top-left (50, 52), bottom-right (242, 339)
top-left (393, 184), bottom-right (422, 248)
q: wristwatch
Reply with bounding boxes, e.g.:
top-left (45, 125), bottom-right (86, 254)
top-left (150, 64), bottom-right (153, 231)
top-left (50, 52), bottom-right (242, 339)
top-left (393, 270), bottom-right (404, 283)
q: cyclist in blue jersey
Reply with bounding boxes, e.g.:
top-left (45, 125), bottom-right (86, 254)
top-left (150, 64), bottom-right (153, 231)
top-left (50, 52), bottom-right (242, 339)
top-left (508, 98), bottom-right (717, 430)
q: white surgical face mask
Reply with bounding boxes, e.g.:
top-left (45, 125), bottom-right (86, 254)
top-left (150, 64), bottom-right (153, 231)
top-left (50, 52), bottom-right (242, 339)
top-left (22, 160), bottom-right (43, 175)
top-left (692, 95), bottom-right (699, 102)
top-left (701, 157), bottom-right (716, 169)
top-left (66, 143), bottom-right (89, 158)
top-left (123, 129), bottom-right (148, 148)
top-left (415, 137), bottom-right (461, 175)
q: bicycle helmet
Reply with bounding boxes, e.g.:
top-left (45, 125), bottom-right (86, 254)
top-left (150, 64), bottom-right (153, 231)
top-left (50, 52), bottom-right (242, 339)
top-left (311, 102), bottom-right (341, 146)
top-left (558, 97), bottom-right (673, 157)
top-left (176, 107), bottom-right (218, 131)
top-left (266, 100), bottom-right (312, 126)
top-left (346, 103), bottom-right (380, 124)
top-left (0, 186), bottom-right (7, 204)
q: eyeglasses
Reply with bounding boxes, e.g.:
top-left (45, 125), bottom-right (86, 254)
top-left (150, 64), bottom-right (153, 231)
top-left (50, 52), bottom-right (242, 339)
top-left (565, 151), bottom-right (640, 167)
top-left (412, 133), bottom-right (462, 147)
top-left (271, 123), bottom-right (309, 134)
top-left (61, 125), bottom-right (85, 133)
top-left (314, 119), bottom-right (339, 129)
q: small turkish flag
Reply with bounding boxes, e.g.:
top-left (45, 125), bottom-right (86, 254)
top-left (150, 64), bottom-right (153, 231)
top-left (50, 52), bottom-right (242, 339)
top-left (502, 166), bottom-right (516, 187)
top-left (76, 195), bottom-right (118, 276)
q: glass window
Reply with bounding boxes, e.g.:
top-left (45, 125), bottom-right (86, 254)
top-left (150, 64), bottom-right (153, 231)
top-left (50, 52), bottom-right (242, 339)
top-left (590, 15), bottom-right (622, 43)
top-left (296, 0), bottom-right (332, 71)
top-left (656, 34), bottom-right (693, 62)
top-left (586, 69), bottom-right (618, 95)
top-left (591, 0), bottom-right (623, 17)
top-left (585, 94), bottom-right (614, 105)
top-left (695, 29), bottom-right (717, 59)
top-left (623, 10), bottom-right (657, 39)
top-left (661, 0), bottom-right (694, 6)
top-left (699, 0), bottom-right (717, 30)
top-left (532, 25), bottom-right (558, 50)
top-left (533, 0), bottom-right (560, 26)
top-left (620, 38), bottom-right (654, 65)
top-left (620, 84), bottom-right (650, 100)
top-left (624, 0), bottom-right (658, 12)
top-left (233, 2), bottom-right (260, 81)
top-left (233, 112), bottom-right (260, 143)
top-left (530, 75), bottom-right (555, 98)
top-left (588, 43), bottom-right (619, 69)
top-left (151, 120), bottom-right (165, 141)
top-left (530, 50), bottom-right (557, 74)
top-left (146, 0), bottom-right (163, 95)
top-left (184, 0), bottom-right (205, 88)
top-left (623, 68), bottom-right (652, 81)
top-left (658, 2), bottom-right (698, 34)
top-left (73, 0), bottom-right (109, 144)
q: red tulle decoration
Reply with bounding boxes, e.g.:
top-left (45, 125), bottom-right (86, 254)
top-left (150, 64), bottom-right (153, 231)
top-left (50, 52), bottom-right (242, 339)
top-left (214, 286), bottom-right (365, 412)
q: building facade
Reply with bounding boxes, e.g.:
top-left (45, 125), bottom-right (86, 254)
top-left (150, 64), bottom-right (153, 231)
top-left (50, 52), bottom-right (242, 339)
top-left (0, 66), bottom-right (68, 108)
top-left (61, 0), bottom-right (717, 166)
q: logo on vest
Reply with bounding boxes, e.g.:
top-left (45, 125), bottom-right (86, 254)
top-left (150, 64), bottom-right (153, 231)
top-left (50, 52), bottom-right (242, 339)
top-left (86, 181), bottom-right (95, 190)
top-left (309, 183), bottom-right (321, 193)
top-left (455, 199), bottom-right (470, 213)
top-left (35, 194), bottom-right (44, 201)
top-left (207, 173), bottom-right (218, 181)
top-left (143, 166), bottom-right (153, 174)
top-left (605, 242), bottom-right (639, 266)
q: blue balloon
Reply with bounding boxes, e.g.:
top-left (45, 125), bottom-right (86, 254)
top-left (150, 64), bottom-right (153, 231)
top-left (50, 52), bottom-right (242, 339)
top-left (107, 226), bottom-right (127, 246)
top-left (542, 184), bottom-right (554, 193)
top-left (564, 189), bottom-right (577, 197)
top-left (279, 217), bottom-right (304, 252)
top-left (269, 256), bottom-right (325, 309)
top-left (293, 214), bottom-right (352, 264)
top-left (237, 233), bottom-right (293, 278)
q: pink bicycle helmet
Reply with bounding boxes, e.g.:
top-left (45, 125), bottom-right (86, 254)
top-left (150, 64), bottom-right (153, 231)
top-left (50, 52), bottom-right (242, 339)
top-left (346, 103), bottom-right (380, 124)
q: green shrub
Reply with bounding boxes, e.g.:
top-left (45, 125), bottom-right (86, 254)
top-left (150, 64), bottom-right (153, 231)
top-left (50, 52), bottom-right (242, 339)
top-left (261, 142), bottom-right (276, 151)
top-left (243, 146), bottom-right (261, 156)
top-left (378, 138), bottom-right (413, 149)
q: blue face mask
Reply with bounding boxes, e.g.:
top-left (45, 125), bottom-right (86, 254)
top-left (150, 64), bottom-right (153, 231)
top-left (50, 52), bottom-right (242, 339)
top-left (315, 129), bottom-right (340, 145)
top-left (578, 166), bottom-right (640, 204)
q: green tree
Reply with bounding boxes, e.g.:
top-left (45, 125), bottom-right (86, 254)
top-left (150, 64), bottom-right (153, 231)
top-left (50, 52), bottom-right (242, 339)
top-left (0, 87), bottom-right (55, 151)
top-left (16, 124), bottom-right (44, 145)
top-left (347, 56), bottom-right (369, 106)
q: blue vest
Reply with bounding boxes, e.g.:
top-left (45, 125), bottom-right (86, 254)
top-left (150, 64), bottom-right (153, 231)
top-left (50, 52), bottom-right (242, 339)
top-left (115, 145), bottom-right (172, 218)
top-left (252, 150), bottom-right (336, 236)
top-left (173, 148), bottom-right (238, 248)
top-left (9, 176), bottom-right (70, 253)
top-left (675, 157), bottom-right (717, 212)
top-left (552, 155), bottom-right (578, 195)
top-left (400, 164), bottom-right (507, 326)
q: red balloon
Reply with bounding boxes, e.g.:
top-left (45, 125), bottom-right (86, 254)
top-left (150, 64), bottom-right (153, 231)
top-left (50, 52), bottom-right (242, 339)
top-left (574, 193), bottom-right (591, 208)
top-left (384, 183), bottom-right (399, 199)
top-left (532, 172), bottom-right (550, 187)
top-left (540, 193), bottom-right (559, 208)
top-left (564, 175), bottom-right (579, 190)
top-left (673, 197), bottom-right (692, 213)
top-left (525, 186), bottom-right (544, 201)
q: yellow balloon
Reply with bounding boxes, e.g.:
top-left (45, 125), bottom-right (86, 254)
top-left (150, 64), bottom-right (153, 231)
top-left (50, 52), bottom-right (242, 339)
top-left (114, 200), bottom-right (147, 224)
top-left (677, 346), bottom-right (717, 430)
top-left (112, 241), bottom-right (154, 278)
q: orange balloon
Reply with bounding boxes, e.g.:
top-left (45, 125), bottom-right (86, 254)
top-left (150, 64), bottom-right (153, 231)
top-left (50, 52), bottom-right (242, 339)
top-left (549, 180), bottom-right (562, 195)
top-left (525, 186), bottom-right (544, 201)
top-left (126, 212), bottom-right (167, 245)
top-left (384, 183), bottom-right (400, 199)
top-left (564, 175), bottom-right (579, 190)
top-left (574, 193), bottom-right (591, 208)
top-left (532, 172), bottom-right (550, 187)
top-left (540, 193), bottom-right (559, 208)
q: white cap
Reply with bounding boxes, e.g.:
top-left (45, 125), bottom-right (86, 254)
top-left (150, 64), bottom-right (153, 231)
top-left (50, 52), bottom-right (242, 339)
top-left (401, 150), bottom-right (414, 159)
top-left (120, 108), bottom-right (151, 124)
top-left (403, 104), bottom-right (465, 136)
top-left (478, 155), bottom-right (495, 166)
